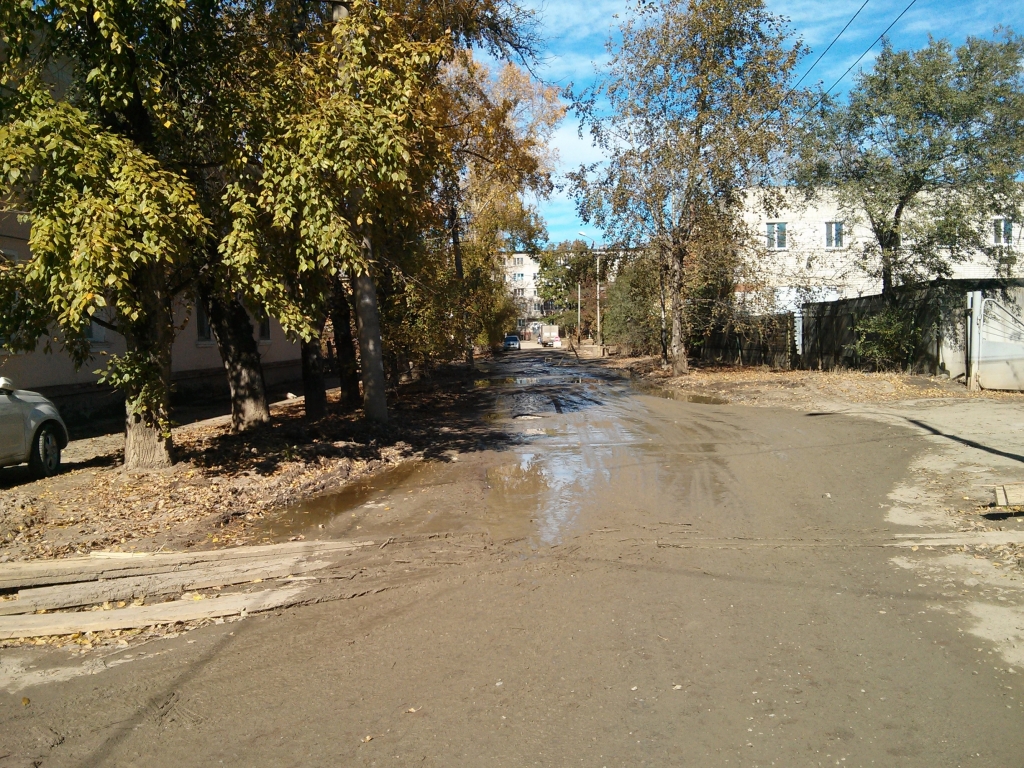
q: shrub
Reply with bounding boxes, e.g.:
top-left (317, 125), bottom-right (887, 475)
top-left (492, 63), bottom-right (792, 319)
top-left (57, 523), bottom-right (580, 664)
top-left (849, 305), bottom-right (921, 371)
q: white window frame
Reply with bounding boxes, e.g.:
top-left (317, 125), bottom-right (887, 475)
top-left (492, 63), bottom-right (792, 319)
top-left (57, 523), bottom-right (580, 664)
top-left (766, 222), bottom-right (788, 250)
top-left (994, 217), bottom-right (1014, 246)
top-left (825, 221), bottom-right (844, 249)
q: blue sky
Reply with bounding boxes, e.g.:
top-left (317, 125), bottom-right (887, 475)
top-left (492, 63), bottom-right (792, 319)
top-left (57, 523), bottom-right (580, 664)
top-left (523, 0), bottom-right (1024, 246)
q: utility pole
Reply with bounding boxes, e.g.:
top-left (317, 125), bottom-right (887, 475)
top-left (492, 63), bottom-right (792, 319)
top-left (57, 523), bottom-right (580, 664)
top-left (577, 282), bottom-right (581, 341)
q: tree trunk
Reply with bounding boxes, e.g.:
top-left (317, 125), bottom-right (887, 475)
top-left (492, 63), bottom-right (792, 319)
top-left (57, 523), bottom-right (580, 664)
top-left (203, 291), bottom-right (271, 432)
top-left (330, 276), bottom-right (361, 410)
top-left (122, 271), bottom-right (175, 470)
top-left (450, 203), bottom-right (475, 368)
top-left (881, 246), bottom-right (894, 297)
top-left (124, 408), bottom-right (173, 470)
top-left (301, 325), bottom-right (327, 420)
top-left (352, 250), bottom-right (388, 424)
top-left (658, 255), bottom-right (669, 365)
top-left (669, 248), bottom-right (689, 375)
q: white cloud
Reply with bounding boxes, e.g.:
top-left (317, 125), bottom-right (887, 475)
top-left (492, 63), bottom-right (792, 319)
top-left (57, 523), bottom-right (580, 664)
top-left (526, 0), bottom-right (1022, 242)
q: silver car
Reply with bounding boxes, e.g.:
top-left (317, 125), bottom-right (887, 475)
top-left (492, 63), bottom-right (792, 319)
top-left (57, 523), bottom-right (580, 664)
top-left (0, 377), bottom-right (69, 477)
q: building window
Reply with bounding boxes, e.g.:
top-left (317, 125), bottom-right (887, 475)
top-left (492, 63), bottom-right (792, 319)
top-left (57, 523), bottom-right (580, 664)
top-left (84, 319), bottom-right (105, 344)
top-left (196, 301), bottom-right (213, 342)
top-left (994, 218), bottom-right (1014, 246)
top-left (514, 273), bottom-right (524, 282)
top-left (258, 313), bottom-right (271, 341)
top-left (514, 288), bottom-right (525, 297)
top-left (825, 221), bottom-right (844, 249)
top-left (513, 256), bottom-right (524, 266)
top-left (766, 222), bottom-right (787, 249)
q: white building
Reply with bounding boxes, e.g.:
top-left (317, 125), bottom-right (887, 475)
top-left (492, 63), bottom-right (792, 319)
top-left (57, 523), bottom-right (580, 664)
top-left (503, 253), bottom-right (547, 329)
top-left (0, 212), bottom-right (302, 422)
top-left (742, 191), bottom-right (1018, 309)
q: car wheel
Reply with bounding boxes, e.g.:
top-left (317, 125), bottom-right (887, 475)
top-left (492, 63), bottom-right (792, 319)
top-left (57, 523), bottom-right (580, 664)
top-left (29, 423), bottom-right (61, 478)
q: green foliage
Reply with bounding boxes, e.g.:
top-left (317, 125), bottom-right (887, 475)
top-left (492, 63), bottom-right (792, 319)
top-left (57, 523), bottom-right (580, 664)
top-left (571, 0), bottom-right (805, 368)
top-left (0, 92), bottom-right (206, 354)
top-left (602, 252), bottom-right (663, 354)
top-left (794, 32), bottom-right (1024, 293)
top-left (848, 306), bottom-right (922, 372)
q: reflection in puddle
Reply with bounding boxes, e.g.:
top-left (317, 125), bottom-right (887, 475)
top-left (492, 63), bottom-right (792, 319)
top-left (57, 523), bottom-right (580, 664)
top-left (251, 364), bottom-right (668, 547)
top-left (631, 380), bottom-right (728, 405)
top-left (474, 376), bottom-right (604, 388)
top-left (488, 450), bottom-right (592, 545)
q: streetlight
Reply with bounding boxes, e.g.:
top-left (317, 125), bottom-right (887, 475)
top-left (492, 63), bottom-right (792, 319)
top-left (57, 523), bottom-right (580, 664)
top-left (579, 232), bottom-right (600, 345)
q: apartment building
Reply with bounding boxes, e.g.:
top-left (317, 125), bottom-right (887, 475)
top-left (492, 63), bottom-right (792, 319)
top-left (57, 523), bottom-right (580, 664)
top-left (743, 192), bottom-right (1017, 309)
top-left (0, 212), bottom-right (302, 420)
top-left (503, 253), bottom-right (548, 329)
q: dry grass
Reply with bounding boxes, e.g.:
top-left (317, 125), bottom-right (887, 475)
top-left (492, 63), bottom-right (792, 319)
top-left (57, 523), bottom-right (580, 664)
top-left (606, 356), bottom-right (1024, 409)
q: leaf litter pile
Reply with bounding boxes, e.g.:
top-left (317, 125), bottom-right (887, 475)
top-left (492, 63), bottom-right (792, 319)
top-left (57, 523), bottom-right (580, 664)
top-left (0, 373), bottom-right (511, 565)
top-left (609, 356), bottom-right (1024, 408)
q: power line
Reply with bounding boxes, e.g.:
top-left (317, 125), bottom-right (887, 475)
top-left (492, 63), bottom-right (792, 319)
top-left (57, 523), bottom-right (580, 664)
top-left (792, 0), bottom-right (920, 128)
top-left (748, 0), bottom-right (871, 139)
top-left (790, 0), bottom-right (871, 94)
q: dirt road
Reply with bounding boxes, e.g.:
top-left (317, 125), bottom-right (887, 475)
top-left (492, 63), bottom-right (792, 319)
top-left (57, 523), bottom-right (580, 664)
top-left (4, 350), bottom-right (1024, 766)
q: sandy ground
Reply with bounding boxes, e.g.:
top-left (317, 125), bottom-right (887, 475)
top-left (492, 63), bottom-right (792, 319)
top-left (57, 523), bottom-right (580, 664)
top-left (4, 352), bottom-right (1024, 766)
top-left (0, 371), bottom-right (510, 563)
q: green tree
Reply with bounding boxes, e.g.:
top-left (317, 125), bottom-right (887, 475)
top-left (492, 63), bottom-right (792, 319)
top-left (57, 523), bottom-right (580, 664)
top-left (602, 251), bottom-right (663, 354)
top-left (570, 0), bottom-right (804, 374)
top-left (438, 52), bottom-right (562, 364)
top-left (536, 239), bottom-right (601, 337)
top-left (794, 32), bottom-right (1024, 296)
top-left (0, 0), bottom-right (214, 467)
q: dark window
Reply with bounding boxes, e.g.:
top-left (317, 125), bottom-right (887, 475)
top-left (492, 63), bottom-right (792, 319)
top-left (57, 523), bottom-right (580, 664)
top-left (196, 301), bottom-right (212, 341)
top-left (259, 313), bottom-right (271, 341)
top-left (84, 319), bottom-right (105, 343)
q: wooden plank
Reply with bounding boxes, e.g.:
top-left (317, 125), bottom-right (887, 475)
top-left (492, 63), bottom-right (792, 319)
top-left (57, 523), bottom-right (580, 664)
top-left (0, 553), bottom-right (340, 616)
top-left (0, 587), bottom-right (308, 639)
top-left (0, 540), bottom-right (373, 590)
top-left (996, 486), bottom-right (1010, 506)
top-left (1000, 483), bottom-right (1024, 506)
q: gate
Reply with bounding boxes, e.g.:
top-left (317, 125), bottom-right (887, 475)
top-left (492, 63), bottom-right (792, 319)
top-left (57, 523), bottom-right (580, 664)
top-left (968, 291), bottom-right (1024, 391)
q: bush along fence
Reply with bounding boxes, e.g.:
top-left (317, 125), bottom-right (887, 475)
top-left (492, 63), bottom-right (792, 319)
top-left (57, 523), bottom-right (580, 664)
top-left (799, 278), bottom-right (1024, 377)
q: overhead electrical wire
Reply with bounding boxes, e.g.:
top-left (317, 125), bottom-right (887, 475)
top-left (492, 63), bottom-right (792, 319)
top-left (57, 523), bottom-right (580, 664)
top-left (790, 0), bottom-right (921, 129)
top-left (772, 0), bottom-right (872, 118)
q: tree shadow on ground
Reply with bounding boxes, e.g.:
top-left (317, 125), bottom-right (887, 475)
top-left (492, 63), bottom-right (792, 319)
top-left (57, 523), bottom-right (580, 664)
top-left (175, 368), bottom-right (520, 478)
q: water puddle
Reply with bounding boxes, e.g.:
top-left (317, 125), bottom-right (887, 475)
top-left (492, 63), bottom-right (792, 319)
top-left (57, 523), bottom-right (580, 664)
top-left (631, 380), bottom-right (728, 405)
top-left (474, 376), bottom-right (605, 388)
top-left (254, 462), bottom-right (424, 540)
top-left (251, 362), bottom-right (658, 547)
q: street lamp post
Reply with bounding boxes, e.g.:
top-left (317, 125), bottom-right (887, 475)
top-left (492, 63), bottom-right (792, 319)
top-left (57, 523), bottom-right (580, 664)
top-left (579, 232), bottom-right (599, 345)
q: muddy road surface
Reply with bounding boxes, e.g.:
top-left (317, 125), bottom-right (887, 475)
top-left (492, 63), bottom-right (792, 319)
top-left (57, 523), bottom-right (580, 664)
top-left (4, 349), bottom-right (1024, 766)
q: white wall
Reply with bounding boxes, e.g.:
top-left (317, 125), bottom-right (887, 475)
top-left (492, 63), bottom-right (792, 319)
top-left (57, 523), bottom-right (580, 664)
top-left (741, 191), bottom-right (1017, 310)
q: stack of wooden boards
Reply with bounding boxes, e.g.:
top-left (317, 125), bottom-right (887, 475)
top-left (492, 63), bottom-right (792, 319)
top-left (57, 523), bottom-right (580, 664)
top-left (0, 540), bottom-right (373, 639)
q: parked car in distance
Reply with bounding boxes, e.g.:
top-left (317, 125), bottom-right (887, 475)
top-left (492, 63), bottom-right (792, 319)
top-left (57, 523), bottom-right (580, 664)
top-left (502, 334), bottom-right (521, 351)
top-left (0, 377), bottom-right (69, 477)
